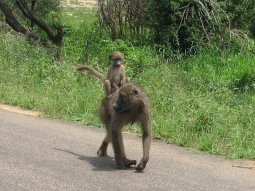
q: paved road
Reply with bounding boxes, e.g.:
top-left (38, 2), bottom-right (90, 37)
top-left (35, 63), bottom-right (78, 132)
top-left (0, 108), bottom-right (255, 191)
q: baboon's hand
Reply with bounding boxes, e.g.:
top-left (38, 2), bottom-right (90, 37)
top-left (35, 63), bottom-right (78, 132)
top-left (136, 161), bottom-right (146, 171)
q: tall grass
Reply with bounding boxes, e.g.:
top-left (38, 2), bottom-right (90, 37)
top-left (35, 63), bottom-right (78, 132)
top-left (0, 32), bottom-right (103, 125)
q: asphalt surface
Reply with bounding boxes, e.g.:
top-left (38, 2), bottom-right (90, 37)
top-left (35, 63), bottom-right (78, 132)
top-left (0, 108), bottom-right (255, 191)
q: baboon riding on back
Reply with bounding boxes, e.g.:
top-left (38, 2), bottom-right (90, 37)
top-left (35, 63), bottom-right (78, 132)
top-left (77, 51), bottom-right (151, 171)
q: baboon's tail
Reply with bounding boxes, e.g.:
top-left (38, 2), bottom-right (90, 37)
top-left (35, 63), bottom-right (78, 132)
top-left (77, 65), bottom-right (106, 81)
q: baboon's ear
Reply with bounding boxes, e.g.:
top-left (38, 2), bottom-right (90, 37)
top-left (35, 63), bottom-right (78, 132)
top-left (133, 88), bottom-right (139, 96)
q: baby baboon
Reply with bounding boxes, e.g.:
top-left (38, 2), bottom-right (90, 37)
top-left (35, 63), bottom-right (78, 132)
top-left (77, 51), bottom-right (130, 95)
top-left (98, 84), bottom-right (151, 171)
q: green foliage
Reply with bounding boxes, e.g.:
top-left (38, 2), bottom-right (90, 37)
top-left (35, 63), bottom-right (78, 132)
top-left (6, 0), bottom-right (61, 20)
top-left (136, 48), bottom-right (255, 159)
top-left (32, 0), bottom-right (61, 18)
top-left (73, 26), bottom-right (161, 77)
top-left (0, 32), bottom-right (103, 124)
top-left (224, 0), bottom-right (255, 37)
top-left (145, 0), bottom-right (227, 52)
top-left (3, 0), bottom-right (62, 36)
top-left (62, 7), bottom-right (96, 29)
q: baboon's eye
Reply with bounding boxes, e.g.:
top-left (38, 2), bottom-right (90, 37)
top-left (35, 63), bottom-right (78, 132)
top-left (133, 88), bottom-right (139, 96)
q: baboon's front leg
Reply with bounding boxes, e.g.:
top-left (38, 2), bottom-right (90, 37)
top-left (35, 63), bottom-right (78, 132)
top-left (136, 118), bottom-right (151, 171)
top-left (111, 120), bottom-right (136, 169)
top-left (111, 120), bottom-right (126, 169)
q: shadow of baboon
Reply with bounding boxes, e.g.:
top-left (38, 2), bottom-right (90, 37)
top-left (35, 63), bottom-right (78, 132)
top-left (53, 148), bottom-right (135, 171)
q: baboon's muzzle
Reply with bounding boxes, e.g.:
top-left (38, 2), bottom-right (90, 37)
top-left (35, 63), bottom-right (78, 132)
top-left (113, 103), bottom-right (121, 112)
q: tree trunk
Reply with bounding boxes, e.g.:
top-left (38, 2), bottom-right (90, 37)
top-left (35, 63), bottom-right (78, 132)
top-left (30, 0), bottom-right (36, 28)
top-left (0, 0), bottom-right (27, 34)
top-left (15, 0), bottom-right (64, 47)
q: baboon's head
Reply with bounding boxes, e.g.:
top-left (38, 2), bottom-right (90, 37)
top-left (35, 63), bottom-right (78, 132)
top-left (109, 51), bottom-right (124, 68)
top-left (113, 84), bottom-right (142, 113)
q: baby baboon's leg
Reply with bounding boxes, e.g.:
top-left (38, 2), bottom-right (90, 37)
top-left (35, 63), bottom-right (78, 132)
top-left (136, 118), bottom-right (151, 171)
top-left (104, 80), bottom-right (111, 95)
top-left (97, 125), bottom-right (111, 157)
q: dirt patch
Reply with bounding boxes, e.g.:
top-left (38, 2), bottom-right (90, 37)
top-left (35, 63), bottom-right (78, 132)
top-left (232, 160), bottom-right (255, 170)
top-left (0, 104), bottom-right (42, 116)
top-left (61, 0), bottom-right (97, 8)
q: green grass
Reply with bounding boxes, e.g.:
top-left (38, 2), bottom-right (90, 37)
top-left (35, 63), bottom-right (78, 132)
top-left (0, 33), bottom-right (101, 124)
top-left (62, 7), bottom-right (96, 29)
top-left (137, 58), bottom-right (255, 159)
top-left (0, 7), bottom-right (255, 160)
top-left (70, 0), bottom-right (79, 5)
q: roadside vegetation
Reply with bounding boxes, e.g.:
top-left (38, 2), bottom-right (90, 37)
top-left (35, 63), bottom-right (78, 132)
top-left (0, 0), bottom-right (255, 159)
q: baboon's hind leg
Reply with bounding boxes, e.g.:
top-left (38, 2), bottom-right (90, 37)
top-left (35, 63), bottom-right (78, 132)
top-left (123, 157), bottom-right (137, 167)
top-left (97, 125), bottom-right (111, 157)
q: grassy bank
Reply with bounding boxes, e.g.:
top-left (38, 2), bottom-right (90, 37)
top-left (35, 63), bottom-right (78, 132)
top-left (0, 8), bottom-right (255, 159)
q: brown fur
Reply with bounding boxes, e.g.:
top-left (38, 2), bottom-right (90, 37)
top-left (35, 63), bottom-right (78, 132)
top-left (76, 51), bottom-right (130, 96)
top-left (97, 84), bottom-right (152, 171)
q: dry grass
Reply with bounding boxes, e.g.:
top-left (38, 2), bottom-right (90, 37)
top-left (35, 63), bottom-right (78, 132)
top-left (61, 0), bottom-right (97, 7)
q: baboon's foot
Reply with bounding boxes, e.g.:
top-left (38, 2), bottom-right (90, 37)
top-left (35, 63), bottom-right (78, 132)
top-left (123, 158), bottom-right (137, 167)
top-left (97, 147), bottom-right (107, 157)
top-left (114, 161), bottom-right (126, 170)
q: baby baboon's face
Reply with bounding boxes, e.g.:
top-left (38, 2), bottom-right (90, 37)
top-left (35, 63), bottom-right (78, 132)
top-left (112, 59), bottom-right (122, 68)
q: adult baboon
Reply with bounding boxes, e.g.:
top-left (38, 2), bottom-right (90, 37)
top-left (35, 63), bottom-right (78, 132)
top-left (77, 51), bottom-right (130, 95)
top-left (98, 84), bottom-right (151, 171)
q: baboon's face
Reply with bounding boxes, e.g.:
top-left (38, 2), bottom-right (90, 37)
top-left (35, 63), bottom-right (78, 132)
top-left (113, 85), bottom-right (139, 112)
top-left (112, 59), bottom-right (122, 68)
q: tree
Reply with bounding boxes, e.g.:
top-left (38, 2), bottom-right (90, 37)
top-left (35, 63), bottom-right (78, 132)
top-left (98, 0), bottom-right (146, 39)
top-left (0, 0), bottom-right (63, 49)
top-left (224, 0), bottom-right (255, 37)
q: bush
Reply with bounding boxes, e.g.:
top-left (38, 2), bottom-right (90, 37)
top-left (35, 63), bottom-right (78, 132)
top-left (224, 0), bottom-right (255, 37)
top-left (145, 0), bottom-right (228, 52)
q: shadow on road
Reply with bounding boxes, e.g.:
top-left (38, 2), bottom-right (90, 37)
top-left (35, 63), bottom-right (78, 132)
top-left (53, 148), bottom-right (136, 172)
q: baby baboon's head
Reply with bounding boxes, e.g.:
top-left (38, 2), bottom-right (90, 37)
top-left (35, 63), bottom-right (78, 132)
top-left (109, 51), bottom-right (124, 68)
